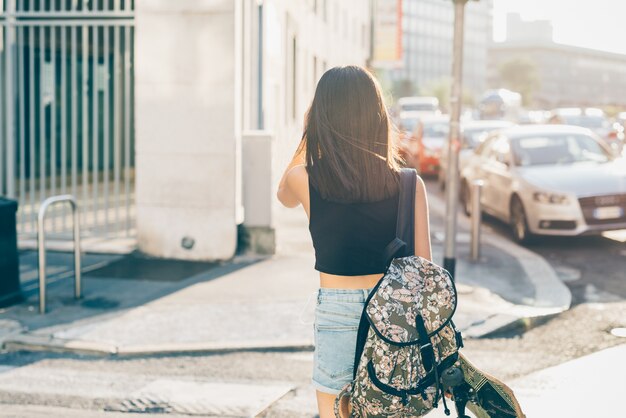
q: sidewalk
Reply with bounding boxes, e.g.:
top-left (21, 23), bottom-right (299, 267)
top-left (427, 343), bottom-right (626, 418)
top-left (0, 192), bottom-right (570, 356)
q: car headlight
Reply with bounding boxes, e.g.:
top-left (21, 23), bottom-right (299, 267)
top-left (533, 192), bottom-right (570, 205)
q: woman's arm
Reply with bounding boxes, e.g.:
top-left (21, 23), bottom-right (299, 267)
top-left (277, 140), bottom-right (306, 208)
top-left (414, 176), bottom-right (432, 261)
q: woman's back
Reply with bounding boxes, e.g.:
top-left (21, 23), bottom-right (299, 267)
top-left (308, 179), bottom-right (399, 276)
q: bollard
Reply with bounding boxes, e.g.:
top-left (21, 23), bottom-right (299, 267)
top-left (470, 180), bottom-right (483, 262)
top-left (38, 195), bottom-right (82, 314)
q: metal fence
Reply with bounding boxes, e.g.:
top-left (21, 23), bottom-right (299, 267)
top-left (0, 0), bottom-right (135, 242)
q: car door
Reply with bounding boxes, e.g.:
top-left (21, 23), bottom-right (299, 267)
top-left (483, 137), bottom-right (514, 220)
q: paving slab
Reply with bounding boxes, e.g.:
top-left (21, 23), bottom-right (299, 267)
top-left (510, 343), bottom-right (626, 418)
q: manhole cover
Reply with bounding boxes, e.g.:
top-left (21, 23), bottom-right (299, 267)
top-left (610, 328), bottom-right (626, 338)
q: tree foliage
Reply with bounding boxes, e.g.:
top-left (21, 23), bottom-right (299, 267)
top-left (498, 58), bottom-right (540, 106)
top-left (392, 78), bottom-right (418, 100)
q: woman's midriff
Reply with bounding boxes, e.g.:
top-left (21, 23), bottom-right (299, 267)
top-left (319, 272), bottom-right (383, 289)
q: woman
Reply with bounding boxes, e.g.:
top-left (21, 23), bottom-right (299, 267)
top-left (277, 66), bottom-right (432, 417)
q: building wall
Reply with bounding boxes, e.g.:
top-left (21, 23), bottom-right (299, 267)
top-left (489, 43), bottom-right (626, 108)
top-left (135, 0), bottom-right (239, 261)
top-left (393, 0), bottom-right (492, 99)
top-left (243, 0), bottom-right (372, 253)
top-left (135, 0), bottom-right (371, 260)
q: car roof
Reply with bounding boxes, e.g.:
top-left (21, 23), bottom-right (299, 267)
top-left (419, 114), bottom-right (450, 123)
top-left (462, 120), bottom-right (514, 129)
top-left (498, 124), bottom-right (594, 139)
top-left (552, 107), bottom-right (605, 117)
top-left (397, 96), bottom-right (438, 105)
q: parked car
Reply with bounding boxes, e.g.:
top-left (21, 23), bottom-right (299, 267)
top-left (399, 115), bottom-right (449, 176)
top-left (396, 111), bottom-right (423, 168)
top-left (396, 96), bottom-right (441, 115)
top-left (548, 107), bottom-right (624, 153)
top-left (438, 120), bottom-right (514, 190)
top-left (460, 125), bottom-right (626, 243)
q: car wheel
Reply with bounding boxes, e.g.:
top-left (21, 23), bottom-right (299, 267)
top-left (461, 181), bottom-right (471, 217)
top-left (510, 197), bottom-right (533, 244)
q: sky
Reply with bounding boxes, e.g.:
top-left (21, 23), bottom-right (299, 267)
top-left (493, 0), bottom-right (626, 55)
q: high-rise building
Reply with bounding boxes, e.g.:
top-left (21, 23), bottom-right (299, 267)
top-left (390, 0), bottom-right (493, 101)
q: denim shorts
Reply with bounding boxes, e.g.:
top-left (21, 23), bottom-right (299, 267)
top-left (312, 287), bottom-right (373, 395)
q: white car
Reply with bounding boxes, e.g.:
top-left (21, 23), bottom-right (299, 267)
top-left (438, 120), bottom-right (514, 190)
top-left (396, 96), bottom-right (441, 115)
top-left (460, 125), bottom-right (626, 243)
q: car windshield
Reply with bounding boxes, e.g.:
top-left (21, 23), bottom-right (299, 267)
top-left (401, 103), bottom-right (437, 112)
top-left (423, 121), bottom-right (449, 138)
top-left (511, 134), bottom-right (612, 166)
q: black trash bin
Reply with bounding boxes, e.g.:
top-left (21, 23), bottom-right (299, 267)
top-left (0, 198), bottom-right (21, 307)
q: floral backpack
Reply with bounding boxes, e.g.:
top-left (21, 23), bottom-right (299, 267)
top-left (334, 168), bottom-right (463, 417)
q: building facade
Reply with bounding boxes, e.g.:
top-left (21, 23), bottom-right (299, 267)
top-left (390, 0), bottom-right (493, 100)
top-left (0, 0), bottom-right (371, 260)
top-left (489, 42), bottom-right (626, 108)
top-left (135, 0), bottom-right (372, 260)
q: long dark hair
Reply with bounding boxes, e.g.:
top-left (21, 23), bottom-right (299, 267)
top-left (303, 66), bottom-right (401, 203)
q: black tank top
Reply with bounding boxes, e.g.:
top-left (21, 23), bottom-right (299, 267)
top-left (308, 180), bottom-right (400, 276)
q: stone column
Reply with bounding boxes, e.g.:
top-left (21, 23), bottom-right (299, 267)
top-left (135, 0), bottom-right (239, 261)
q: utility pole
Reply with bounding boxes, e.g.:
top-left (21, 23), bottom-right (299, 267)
top-left (443, 0), bottom-right (471, 279)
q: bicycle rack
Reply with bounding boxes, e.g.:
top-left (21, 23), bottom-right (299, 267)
top-left (37, 195), bottom-right (82, 314)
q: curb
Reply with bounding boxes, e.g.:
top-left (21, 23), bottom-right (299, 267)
top-left (427, 192), bottom-right (571, 336)
top-left (3, 333), bottom-right (314, 357)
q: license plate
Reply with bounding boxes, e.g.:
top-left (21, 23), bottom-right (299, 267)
top-left (593, 206), bottom-right (623, 220)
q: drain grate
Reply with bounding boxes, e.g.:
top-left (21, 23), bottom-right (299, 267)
top-left (106, 379), bottom-right (294, 417)
top-left (108, 398), bottom-right (174, 414)
top-left (107, 397), bottom-right (252, 416)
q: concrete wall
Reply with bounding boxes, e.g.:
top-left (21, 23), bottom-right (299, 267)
top-left (135, 0), bottom-right (239, 261)
top-left (134, 0), bottom-right (371, 260)
top-left (260, 0), bottom-right (372, 249)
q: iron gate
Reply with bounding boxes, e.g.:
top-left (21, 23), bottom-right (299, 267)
top-left (0, 0), bottom-right (135, 243)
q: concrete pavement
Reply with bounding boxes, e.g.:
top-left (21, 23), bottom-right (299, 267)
top-left (427, 343), bottom-right (626, 418)
top-left (1, 192), bottom-right (570, 356)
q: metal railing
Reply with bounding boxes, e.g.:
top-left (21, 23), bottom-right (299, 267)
top-left (37, 194), bottom-right (81, 314)
top-left (0, 0), bottom-right (136, 243)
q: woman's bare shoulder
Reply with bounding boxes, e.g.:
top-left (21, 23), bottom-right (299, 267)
top-left (414, 173), bottom-right (427, 196)
top-left (286, 165), bottom-right (309, 201)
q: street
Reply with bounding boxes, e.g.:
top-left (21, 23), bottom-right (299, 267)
top-left (1, 178), bottom-right (625, 417)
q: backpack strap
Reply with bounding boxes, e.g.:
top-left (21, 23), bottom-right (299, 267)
top-left (353, 168), bottom-right (418, 379)
top-left (383, 168), bottom-right (417, 265)
top-left (352, 278), bottom-right (384, 380)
